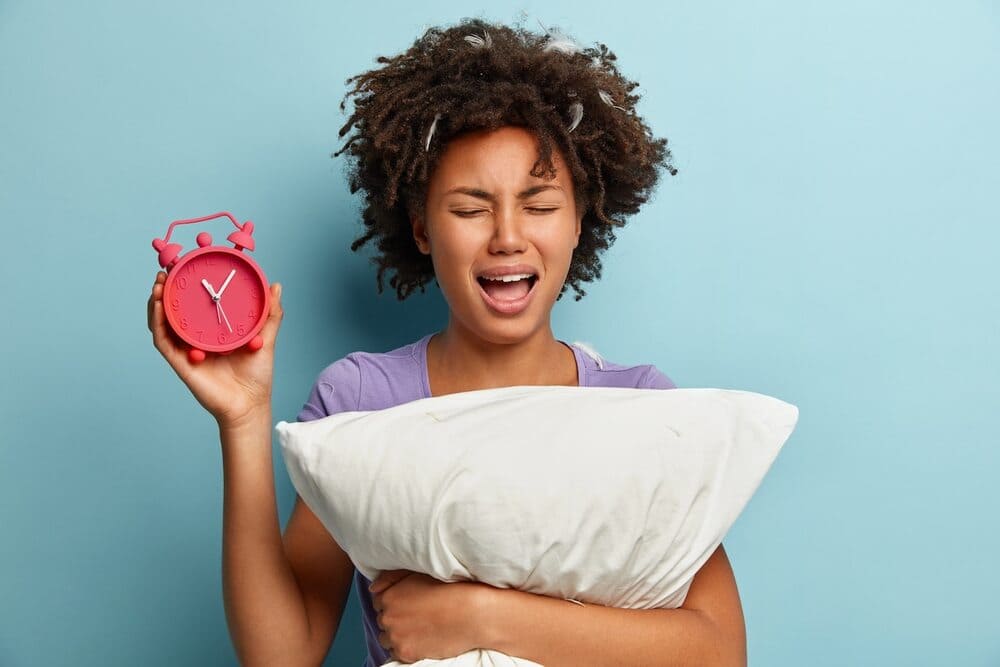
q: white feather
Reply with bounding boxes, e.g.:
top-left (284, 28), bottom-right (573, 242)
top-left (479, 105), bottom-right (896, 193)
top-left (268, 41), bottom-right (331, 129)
top-left (571, 340), bottom-right (605, 369)
top-left (464, 31), bottom-right (492, 48)
top-left (567, 101), bottom-right (583, 133)
top-left (598, 89), bottom-right (628, 112)
top-left (425, 112), bottom-right (442, 151)
top-left (543, 31), bottom-right (582, 55)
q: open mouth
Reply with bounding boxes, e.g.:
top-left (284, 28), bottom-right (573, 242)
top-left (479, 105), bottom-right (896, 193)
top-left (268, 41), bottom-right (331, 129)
top-left (476, 274), bottom-right (538, 302)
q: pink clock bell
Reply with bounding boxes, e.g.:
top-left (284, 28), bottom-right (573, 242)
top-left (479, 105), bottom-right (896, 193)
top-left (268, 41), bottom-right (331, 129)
top-left (152, 212), bottom-right (271, 363)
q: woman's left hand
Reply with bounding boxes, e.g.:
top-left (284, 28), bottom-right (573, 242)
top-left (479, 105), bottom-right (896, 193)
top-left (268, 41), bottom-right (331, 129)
top-left (370, 570), bottom-right (488, 663)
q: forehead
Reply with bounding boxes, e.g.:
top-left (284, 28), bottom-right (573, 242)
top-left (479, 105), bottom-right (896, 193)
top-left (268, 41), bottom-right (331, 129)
top-left (430, 126), bottom-right (572, 192)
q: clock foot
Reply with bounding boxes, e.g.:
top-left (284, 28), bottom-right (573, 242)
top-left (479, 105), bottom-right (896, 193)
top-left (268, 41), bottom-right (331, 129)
top-left (248, 335), bottom-right (264, 352)
top-left (188, 348), bottom-right (207, 363)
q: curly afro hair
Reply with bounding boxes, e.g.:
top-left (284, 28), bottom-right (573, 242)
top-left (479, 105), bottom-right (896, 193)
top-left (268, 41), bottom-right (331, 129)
top-left (334, 17), bottom-right (677, 301)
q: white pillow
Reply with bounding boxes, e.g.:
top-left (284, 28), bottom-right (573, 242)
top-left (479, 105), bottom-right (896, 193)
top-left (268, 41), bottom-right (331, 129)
top-left (276, 385), bottom-right (798, 667)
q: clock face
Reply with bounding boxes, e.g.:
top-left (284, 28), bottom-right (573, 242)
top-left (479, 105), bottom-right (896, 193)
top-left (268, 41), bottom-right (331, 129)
top-left (163, 247), bottom-right (269, 352)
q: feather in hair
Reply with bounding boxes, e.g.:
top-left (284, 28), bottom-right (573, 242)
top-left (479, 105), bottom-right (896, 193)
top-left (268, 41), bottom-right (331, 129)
top-left (598, 89), bottom-right (628, 112)
top-left (567, 101), bottom-right (584, 133)
top-left (464, 31), bottom-right (492, 48)
top-left (543, 30), bottom-right (583, 55)
top-left (425, 112), bottom-right (442, 151)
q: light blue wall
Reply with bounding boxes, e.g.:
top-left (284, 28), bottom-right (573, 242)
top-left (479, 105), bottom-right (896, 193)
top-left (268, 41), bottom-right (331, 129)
top-left (2, 1), bottom-right (997, 665)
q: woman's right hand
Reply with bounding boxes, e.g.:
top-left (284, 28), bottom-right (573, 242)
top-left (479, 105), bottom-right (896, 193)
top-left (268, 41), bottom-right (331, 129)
top-left (147, 271), bottom-right (284, 430)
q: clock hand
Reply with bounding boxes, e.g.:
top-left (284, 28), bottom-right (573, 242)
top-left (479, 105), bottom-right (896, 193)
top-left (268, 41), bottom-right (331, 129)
top-left (202, 279), bottom-right (223, 323)
top-left (201, 279), bottom-right (218, 299)
top-left (216, 269), bottom-right (236, 299)
top-left (217, 301), bottom-right (233, 333)
top-left (201, 276), bottom-right (233, 331)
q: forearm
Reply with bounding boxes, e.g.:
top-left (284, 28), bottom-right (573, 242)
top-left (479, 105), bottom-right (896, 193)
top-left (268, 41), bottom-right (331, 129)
top-left (478, 588), bottom-right (736, 667)
top-left (219, 408), bottom-right (311, 666)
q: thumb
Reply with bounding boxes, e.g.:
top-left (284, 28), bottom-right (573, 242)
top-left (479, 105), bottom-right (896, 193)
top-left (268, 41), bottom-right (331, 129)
top-left (259, 282), bottom-right (283, 344)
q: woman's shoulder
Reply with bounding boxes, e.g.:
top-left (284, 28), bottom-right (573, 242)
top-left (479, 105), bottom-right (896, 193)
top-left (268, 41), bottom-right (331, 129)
top-left (570, 340), bottom-right (677, 390)
top-left (295, 334), bottom-right (431, 421)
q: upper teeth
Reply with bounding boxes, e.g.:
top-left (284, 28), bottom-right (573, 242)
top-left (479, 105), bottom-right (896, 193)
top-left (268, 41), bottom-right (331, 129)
top-left (482, 273), bottom-right (534, 282)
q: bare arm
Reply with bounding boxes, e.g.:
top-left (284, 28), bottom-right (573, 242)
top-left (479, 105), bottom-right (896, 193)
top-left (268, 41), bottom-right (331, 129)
top-left (220, 413), bottom-right (354, 666)
top-left (149, 273), bottom-right (353, 666)
top-left (477, 544), bottom-right (746, 667)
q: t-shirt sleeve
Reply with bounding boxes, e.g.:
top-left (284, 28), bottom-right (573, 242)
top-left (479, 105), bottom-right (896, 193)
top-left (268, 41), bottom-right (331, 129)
top-left (295, 355), bottom-right (363, 422)
top-left (639, 365), bottom-right (677, 390)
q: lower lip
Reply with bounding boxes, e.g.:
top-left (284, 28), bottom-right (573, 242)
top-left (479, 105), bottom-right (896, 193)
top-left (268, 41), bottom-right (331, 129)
top-left (478, 278), bottom-right (538, 315)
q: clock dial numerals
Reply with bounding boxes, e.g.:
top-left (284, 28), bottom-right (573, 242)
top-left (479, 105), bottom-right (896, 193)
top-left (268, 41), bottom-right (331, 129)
top-left (169, 249), bottom-right (266, 351)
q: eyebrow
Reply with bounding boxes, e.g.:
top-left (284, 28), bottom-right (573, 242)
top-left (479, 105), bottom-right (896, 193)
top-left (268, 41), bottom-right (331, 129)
top-left (444, 185), bottom-right (564, 202)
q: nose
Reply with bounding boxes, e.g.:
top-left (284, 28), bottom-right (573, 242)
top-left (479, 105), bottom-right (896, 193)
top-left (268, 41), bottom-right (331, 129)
top-left (487, 206), bottom-right (529, 255)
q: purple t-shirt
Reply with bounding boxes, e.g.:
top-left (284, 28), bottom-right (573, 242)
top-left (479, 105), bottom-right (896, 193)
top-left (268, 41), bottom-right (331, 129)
top-left (295, 332), bottom-right (676, 667)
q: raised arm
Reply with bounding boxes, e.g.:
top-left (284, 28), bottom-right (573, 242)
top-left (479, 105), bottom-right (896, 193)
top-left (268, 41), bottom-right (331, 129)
top-left (148, 273), bottom-right (353, 665)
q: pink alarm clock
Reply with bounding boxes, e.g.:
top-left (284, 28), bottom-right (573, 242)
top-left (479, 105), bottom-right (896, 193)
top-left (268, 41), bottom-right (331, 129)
top-left (152, 212), bottom-right (270, 363)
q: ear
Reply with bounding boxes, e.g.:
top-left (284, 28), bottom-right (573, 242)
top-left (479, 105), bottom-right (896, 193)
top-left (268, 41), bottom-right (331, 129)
top-left (573, 210), bottom-right (583, 249)
top-left (411, 214), bottom-right (431, 255)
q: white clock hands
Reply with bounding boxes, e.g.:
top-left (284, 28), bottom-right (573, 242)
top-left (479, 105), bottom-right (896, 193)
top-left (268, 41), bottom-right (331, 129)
top-left (216, 270), bottom-right (236, 299)
top-left (215, 270), bottom-right (235, 332)
top-left (200, 274), bottom-right (234, 333)
top-left (216, 301), bottom-right (232, 334)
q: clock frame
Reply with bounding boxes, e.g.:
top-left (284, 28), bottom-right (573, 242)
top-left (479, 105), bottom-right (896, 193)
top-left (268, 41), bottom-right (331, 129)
top-left (152, 212), bottom-right (270, 363)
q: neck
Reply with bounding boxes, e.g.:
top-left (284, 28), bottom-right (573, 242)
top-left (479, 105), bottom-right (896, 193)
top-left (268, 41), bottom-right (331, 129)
top-left (427, 319), bottom-right (577, 395)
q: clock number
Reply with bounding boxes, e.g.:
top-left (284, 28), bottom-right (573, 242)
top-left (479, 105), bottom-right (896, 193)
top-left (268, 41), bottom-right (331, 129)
top-left (195, 329), bottom-right (204, 342)
top-left (180, 317), bottom-right (189, 330)
top-left (176, 275), bottom-right (188, 290)
top-left (218, 331), bottom-right (228, 344)
top-left (237, 323), bottom-right (246, 337)
top-left (249, 310), bottom-right (257, 321)
top-left (170, 297), bottom-right (180, 311)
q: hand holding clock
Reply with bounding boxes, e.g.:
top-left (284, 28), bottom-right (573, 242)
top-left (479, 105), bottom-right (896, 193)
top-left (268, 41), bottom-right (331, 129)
top-left (148, 270), bottom-right (284, 429)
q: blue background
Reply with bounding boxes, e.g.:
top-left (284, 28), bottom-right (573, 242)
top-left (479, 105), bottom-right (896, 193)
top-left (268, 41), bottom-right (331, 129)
top-left (2, 1), bottom-right (997, 665)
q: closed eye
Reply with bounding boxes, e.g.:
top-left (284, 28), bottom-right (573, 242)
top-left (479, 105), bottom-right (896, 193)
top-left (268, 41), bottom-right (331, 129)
top-left (450, 207), bottom-right (560, 217)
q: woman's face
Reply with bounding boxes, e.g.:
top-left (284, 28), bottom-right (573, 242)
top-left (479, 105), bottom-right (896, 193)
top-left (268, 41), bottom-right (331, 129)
top-left (412, 125), bottom-right (583, 345)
